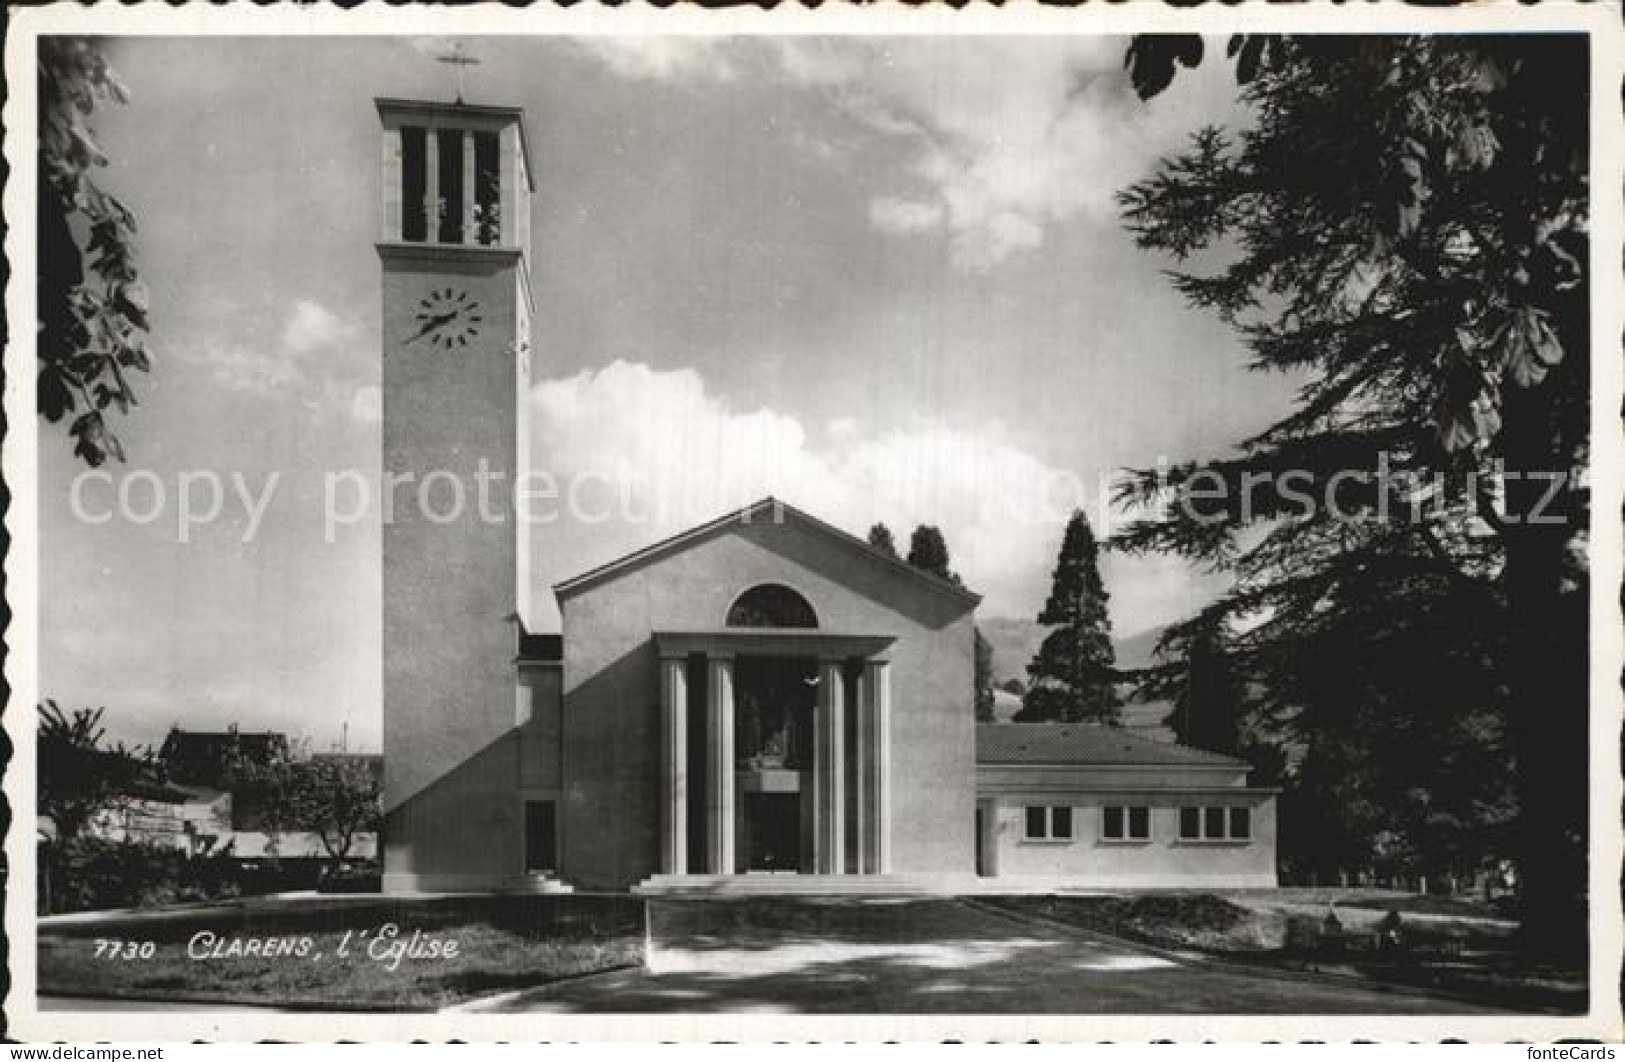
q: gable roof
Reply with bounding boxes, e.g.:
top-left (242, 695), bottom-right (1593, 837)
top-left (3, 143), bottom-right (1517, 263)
top-left (976, 724), bottom-right (1249, 769)
top-left (553, 497), bottom-right (982, 607)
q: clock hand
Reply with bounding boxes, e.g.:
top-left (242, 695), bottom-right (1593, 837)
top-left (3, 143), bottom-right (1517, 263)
top-left (406, 310), bottom-right (458, 344)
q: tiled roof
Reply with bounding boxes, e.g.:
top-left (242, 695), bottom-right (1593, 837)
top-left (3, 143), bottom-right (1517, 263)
top-left (976, 723), bottom-right (1249, 768)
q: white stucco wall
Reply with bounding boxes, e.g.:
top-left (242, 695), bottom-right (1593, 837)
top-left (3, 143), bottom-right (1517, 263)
top-left (985, 794), bottom-right (1278, 887)
top-left (558, 512), bottom-right (979, 889)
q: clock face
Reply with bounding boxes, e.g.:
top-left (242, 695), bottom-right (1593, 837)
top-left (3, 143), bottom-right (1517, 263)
top-left (410, 288), bottom-right (483, 349)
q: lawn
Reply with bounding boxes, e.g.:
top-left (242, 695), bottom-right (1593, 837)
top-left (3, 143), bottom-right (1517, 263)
top-left (979, 892), bottom-right (1586, 1014)
top-left (39, 894), bottom-right (646, 1010)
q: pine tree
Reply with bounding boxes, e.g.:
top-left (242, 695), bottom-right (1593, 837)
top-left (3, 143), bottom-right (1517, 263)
top-left (867, 523), bottom-right (898, 558)
top-left (1164, 619), bottom-right (1249, 754)
top-left (905, 525), bottom-right (960, 585)
top-left (973, 628), bottom-right (996, 722)
top-left (1018, 511), bottom-right (1121, 724)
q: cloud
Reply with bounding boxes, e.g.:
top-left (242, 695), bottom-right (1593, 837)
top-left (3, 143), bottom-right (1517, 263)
top-left (349, 384), bottom-right (382, 425)
top-left (175, 297), bottom-right (366, 398)
top-left (569, 37), bottom-right (739, 83)
top-left (532, 360), bottom-right (1173, 623)
top-left (574, 36), bottom-right (1249, 273)
top-left (174, 340), bottom-right (306, 392)
top-left (814, 38), bottom-right (1248, 272)
top-left (869, 197), bottom-right (943, 235)
top-left (282, 298), bottom-right (358, 356)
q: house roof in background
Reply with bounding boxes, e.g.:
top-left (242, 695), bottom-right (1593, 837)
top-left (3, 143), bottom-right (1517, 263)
top-left (976, 724), bottom-right (1249, 768)
top-left (160, 728), bottom-right (288, 760)
top-left (158, 728), bottom-right (290, 786)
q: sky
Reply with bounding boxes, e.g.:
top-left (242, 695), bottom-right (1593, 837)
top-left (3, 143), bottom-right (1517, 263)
top-left (38, 35), bottom-right (1298, 752)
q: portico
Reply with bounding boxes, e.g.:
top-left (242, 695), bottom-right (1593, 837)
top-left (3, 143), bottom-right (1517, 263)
top-left (536, 498), bottom-right (979, 892)
top-left (654, 631), bottom-right (895, 879)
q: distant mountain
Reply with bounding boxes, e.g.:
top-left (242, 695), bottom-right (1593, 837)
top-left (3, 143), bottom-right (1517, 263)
top-left (977, 616), bottom-right (1044, 688)
top-left (1115, 627), bottom-right (1166, 672)
top-left (977, 617), bottom-right (1168, 688)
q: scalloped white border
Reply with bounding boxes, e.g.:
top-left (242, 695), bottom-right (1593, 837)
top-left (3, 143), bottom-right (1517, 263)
top-left (5, 0), bottom-right (1621, 1043)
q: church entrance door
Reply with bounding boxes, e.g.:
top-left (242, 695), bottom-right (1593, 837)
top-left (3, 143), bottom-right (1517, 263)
top-left (743, 793), bottom-right (800, 872)
top-left (734, 656), bottom-right (816, 873)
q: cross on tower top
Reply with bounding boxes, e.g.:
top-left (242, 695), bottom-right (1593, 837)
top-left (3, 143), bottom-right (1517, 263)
top-left (436, 41), bottom-right (481, 105)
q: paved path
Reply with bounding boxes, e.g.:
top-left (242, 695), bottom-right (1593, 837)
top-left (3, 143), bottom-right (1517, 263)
top-left (473, 897), bottom-right (1502, 1014)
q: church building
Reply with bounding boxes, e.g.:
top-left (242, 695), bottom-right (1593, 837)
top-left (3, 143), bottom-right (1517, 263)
top-left (374, 97), bottom-right (1277, 894)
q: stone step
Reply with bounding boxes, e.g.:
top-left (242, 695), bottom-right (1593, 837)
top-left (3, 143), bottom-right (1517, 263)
top-left (508, 873), bottom-right (575, 894)
top-left (633, 873), bottom-right (979, 896)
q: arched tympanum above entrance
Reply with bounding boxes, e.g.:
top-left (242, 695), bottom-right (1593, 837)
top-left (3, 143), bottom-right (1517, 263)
top-left (725, 583), bottom-right (819, 629)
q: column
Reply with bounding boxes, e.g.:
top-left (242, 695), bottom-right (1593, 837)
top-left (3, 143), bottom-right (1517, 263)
top-left (424, 127), bottom-right (440, 244)
top-left (381, 123), bottom-right (402, 242)
top-left (660, 655), bottom-right (688, 875)
top-left (706, 654), bottom-right (736, 874)
top-left (862, 659), bottom-right (892, 874)
top-left (851, 672), bottom-right (869, 874)
top-left (461, 129), bottom-right (477, 247)
top-left (499, 127), bottom-right (517, 249)
top-left (815, 658), bottom-right (846, 874)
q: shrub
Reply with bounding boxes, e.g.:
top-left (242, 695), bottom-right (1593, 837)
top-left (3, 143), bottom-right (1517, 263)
top-left (40, 836), bottom-right (243, 914)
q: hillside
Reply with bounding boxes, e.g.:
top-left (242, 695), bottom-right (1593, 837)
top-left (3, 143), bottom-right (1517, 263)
top-left (979, 617), bottom-right (1165, 688)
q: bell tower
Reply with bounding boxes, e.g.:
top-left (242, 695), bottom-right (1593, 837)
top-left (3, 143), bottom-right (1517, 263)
top-left (376, 97), bottom-right (536, 890)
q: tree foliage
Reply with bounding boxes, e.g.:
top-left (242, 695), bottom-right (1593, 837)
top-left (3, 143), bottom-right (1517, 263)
top-left (38, 37), bottom-right (151, 467)
top-left (1116, 35), bottom-right (1587, 953)
top-left (1155, 617), bottom-right (1250, 756)
top-left (905, 525), bottom-right (960, 584)
top-left (1018, 510), bottom-right (1121, 724)
top-left (973, 628), bottom-right (996, 722)
top-left (38, 701), bottom-right (155, 841)
top-left (867, 522), bottom-right (899, 558)
top-left (228, 748), bottom-right (382, 865)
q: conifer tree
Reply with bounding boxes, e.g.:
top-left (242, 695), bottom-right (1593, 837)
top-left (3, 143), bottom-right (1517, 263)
top-left (1117, 34), bottom-right (1588, 956)
top-left (867, 523), bottom-right (898, 558)
top-left (1018, 511), bottom-right (1121, 724)
top-left (1164, 619), bottom-right (1249, 753)
top-left (906, 525), bottom-right (959, 585)
top-left (974, 629), bottom-right (996, 722)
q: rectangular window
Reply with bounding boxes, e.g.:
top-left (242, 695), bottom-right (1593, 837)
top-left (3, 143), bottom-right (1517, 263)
top-left (1179, 805), bottom-right (1253, 842)
top-left (1103, 805), bottom-right (1151, 841)
top-left (437, 128), bottom-right (464, 244)
top-left (1024, 805), bottom-right (1074, 841)
top-left (400, 126), bottom-right (427, 242)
